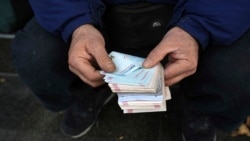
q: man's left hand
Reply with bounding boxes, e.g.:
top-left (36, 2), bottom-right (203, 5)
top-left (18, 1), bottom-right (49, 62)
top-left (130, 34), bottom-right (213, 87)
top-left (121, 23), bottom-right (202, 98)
top-left (143, 26), bottom-right (199, 86)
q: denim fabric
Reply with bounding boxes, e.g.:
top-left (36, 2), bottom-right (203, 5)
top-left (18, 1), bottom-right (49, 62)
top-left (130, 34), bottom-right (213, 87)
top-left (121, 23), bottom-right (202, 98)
top-left (182, 29), bottom-right (250, 131)
top-left (11, 18), bottom-right (78, 112)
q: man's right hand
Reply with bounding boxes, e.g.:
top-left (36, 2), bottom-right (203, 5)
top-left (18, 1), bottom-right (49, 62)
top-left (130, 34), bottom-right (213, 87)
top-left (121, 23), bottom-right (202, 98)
top-left (68, 24), bottom-right (116, 87)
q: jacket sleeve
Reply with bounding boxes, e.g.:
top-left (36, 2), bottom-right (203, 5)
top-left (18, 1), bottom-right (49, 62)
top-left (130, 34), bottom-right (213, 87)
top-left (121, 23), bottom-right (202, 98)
top-left (29, 0), bottom-right (105, 42)
top-left (170, 0), bottom-right (250, 49)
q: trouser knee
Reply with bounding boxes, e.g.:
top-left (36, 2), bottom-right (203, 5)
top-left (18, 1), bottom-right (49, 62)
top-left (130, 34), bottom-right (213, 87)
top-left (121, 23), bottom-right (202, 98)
top-left (182, 30), bottom-right (250, 131)
top-left (11, 18), bottom-right (77, 111)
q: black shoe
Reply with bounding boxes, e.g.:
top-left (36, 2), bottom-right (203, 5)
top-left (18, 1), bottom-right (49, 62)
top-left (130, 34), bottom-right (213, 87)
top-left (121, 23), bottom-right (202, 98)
top-left (60, 84), bottom-right (114, 138)
top-left (182, 111), bottom-right (217, 141)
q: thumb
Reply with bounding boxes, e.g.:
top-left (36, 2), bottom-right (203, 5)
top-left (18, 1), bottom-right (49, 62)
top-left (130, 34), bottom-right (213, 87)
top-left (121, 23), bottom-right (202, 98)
top-left (92, 47), bottom-right (116, 72)
top-left (143, 44), bottom-right (169, 68)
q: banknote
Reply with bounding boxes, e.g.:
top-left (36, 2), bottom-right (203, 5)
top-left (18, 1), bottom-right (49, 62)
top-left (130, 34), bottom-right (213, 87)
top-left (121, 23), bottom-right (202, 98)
top-left (101, 68), bottom-right (155, 86)
top-left (120, 103), bottom-right (166, 110)
top-left (101, 51), bottom-right (171, 114)
top-left (107, 51), bottom-right (145, 75)
top-left (118, 87), bottom-right (171, 102)
top-left (100, 51), bottom-right (157, 86)
top-left (123, 105), bottom-right (167, 114)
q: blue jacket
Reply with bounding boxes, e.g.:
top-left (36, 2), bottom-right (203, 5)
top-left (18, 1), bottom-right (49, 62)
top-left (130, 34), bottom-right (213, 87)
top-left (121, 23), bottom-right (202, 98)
top-left (29, 0), bottom-right (250, 49)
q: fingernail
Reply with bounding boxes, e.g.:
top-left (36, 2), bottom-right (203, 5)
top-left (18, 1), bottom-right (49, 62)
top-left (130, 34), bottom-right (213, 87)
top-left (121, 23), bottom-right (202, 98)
top-left (106, 62), bottom-right (115, 72)
top-left (143, 60), bottom-right (151, 68)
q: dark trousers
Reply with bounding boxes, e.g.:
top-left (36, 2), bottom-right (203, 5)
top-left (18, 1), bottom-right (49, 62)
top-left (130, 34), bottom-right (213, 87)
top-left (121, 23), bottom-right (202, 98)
top-left (11, 17), bottom-right (250, 131)
top-left (11, 18), bottom-right (79, 112)
top-left (181, 29), bottom-right (250, 131)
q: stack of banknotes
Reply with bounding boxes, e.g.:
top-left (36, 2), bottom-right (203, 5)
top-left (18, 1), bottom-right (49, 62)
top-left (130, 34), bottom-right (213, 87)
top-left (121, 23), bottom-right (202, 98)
top-left (100, 51), bottom-right (171, 114)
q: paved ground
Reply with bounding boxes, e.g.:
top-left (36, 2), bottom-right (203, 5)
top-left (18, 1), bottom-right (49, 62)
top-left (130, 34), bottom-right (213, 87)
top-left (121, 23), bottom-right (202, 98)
top-left (0, 38), bottom-right (249, 141)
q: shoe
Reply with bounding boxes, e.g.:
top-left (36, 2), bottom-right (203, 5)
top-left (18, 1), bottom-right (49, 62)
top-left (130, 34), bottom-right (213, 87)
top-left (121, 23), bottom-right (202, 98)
top-left (182, 111), bottom-right (217, 141)
top-left (60, 84), bottom-right (114, 138)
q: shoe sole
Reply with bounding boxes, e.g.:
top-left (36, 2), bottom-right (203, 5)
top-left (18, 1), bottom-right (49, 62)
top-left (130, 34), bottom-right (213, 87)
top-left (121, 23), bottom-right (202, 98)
top-left (69, 93), bottom-right (116, 139)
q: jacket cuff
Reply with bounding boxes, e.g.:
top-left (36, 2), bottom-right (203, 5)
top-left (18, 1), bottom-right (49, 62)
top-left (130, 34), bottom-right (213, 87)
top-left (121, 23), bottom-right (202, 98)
top-left (62, 14), bottom-right (95, 42)
top-left (175, 16), bottom-right (210, 49)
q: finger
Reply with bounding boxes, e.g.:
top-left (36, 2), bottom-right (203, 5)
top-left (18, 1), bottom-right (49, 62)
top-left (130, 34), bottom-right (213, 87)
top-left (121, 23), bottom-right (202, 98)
top-left (69, 64), bottom-right (105, 87)
top-left (164, 61), bottom-right (196, 86)
top-left (78, 75), bottom-right (105, 87)
top-left (164, 70), bottom-right (195, 86)
top-left (164, 59), bottom-right (196, 80)
top-left (69, 57), bottom-right (104, 81)
top-left (89, 45), bottom-right (116, 73)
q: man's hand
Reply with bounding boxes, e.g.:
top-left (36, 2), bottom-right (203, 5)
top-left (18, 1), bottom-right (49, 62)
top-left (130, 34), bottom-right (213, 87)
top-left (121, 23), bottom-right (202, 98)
top-left (68, 24), bottom-right (115, 87)
top-left (143, 27), bottom-right (199, 86)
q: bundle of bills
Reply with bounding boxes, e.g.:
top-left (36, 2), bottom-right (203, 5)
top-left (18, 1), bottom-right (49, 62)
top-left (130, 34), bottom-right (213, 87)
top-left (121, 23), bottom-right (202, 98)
top-left (100, 51), bottom-right (171, 114)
